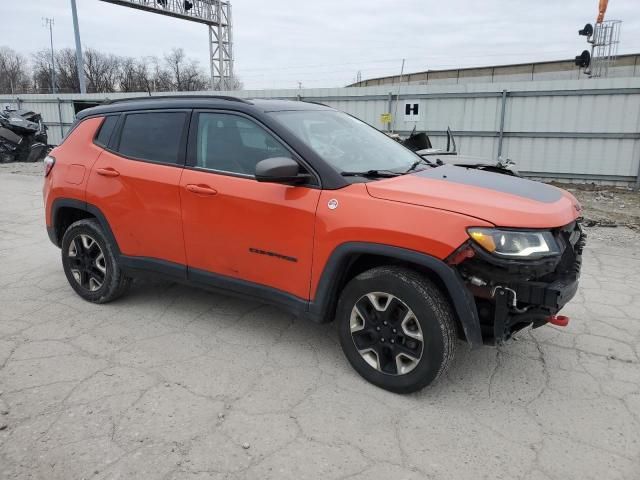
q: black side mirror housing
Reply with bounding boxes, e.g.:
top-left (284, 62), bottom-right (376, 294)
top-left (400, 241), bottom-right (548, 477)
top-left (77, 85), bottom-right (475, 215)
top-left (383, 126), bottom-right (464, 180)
top-left (255, 157), bottom-right (310, 185)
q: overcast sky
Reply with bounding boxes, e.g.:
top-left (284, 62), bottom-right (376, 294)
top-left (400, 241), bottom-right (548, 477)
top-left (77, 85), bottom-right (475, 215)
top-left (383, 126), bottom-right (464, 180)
top-left (3, 0), bottom-right (640, 89)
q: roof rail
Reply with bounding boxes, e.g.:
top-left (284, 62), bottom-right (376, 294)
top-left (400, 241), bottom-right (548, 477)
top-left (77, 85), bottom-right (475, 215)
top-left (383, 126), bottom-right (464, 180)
top-left (102, 95), bottom-right (253, 105)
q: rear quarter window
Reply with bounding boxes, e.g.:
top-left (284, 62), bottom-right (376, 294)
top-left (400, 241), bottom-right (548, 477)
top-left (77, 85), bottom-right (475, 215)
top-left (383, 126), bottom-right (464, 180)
top-left (117, 112), bottom-right (187, 165)
top-left (94, 115), bottom-right (119, 148)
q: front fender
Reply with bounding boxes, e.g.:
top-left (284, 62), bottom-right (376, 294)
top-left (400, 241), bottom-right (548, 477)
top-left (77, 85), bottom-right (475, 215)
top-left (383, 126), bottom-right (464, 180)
top-left (308, 242), bottom-right (483, 349)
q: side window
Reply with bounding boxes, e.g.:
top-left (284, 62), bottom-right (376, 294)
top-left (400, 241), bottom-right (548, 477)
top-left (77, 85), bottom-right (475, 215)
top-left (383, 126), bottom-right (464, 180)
top-left (196, 113), bottom-right (291, 175)
top-left (117, 112), bottom-right (186, 165)
top-left (94, 115), bottom-right (118, 148)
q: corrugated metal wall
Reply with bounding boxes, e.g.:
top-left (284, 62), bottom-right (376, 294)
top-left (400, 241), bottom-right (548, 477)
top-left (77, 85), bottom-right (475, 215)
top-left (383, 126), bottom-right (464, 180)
top-left (2, 77), bottom-right (639, 186)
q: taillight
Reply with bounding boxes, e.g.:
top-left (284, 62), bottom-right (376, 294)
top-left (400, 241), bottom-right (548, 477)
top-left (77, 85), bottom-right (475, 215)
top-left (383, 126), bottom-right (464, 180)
top-left (44, 155), bottom-right (56, 177)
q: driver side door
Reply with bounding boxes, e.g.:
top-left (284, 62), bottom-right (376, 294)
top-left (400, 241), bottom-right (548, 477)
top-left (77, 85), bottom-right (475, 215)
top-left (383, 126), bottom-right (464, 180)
top-left (179, 111), bottom-right (321, 300)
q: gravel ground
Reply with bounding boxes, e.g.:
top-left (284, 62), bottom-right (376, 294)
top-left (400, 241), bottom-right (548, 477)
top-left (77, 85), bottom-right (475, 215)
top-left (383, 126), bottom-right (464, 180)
top-left (0, 163), bottom-right (44, 177)
top-left (0, 166), bottom-right (639, 480)
top-left (552, 182), bottom-right (640, 229)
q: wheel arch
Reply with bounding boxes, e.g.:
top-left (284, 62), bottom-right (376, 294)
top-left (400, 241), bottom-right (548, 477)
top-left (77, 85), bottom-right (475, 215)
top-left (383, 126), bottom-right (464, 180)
top-left (308, 242), bottom-right (483, 348)
top-left (49, 198), bottom-right (120, 254)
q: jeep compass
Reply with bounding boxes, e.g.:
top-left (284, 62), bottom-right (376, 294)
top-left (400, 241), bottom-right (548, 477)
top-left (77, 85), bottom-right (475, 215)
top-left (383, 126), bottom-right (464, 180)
top-left (43, 96), bottom-right (585, 393)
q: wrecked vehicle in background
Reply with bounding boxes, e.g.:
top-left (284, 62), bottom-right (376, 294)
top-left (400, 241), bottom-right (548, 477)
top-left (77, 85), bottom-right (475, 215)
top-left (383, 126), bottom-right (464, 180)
top-left (393, 128), bottom-right (519, 176)
top-left (0, 109), bottom-right (50, 163)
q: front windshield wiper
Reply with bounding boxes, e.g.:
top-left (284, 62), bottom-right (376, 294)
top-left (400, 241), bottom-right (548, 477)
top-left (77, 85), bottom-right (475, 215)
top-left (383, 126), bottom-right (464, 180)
top-left (404, 157), bottom-right (435, 173)
top-left (341, 169), bottom-right (402, 178)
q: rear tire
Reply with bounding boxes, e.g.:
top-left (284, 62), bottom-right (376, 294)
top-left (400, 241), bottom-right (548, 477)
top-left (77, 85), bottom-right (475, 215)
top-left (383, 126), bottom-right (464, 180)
top-left (60, 219), bottom-right (131, 303)
top-left (337, 266), bottom-right (457, 393)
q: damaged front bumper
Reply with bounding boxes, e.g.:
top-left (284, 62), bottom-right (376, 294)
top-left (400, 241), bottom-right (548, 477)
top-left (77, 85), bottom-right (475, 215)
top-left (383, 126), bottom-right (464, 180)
top-left (451, 221), bottom-right (586, 344)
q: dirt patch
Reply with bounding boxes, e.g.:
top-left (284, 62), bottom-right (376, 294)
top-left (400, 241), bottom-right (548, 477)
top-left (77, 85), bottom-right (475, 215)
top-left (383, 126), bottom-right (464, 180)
top-left (0, 161), bottom-right (44, 177)
top-left (551, 182), bottom-right (640, 230)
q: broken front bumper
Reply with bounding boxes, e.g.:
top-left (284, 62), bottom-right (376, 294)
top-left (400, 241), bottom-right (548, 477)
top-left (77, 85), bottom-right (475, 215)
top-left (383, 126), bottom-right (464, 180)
top-left (453, 221), bottom-right (586, 344)
top-left (490, 275), bottom-right (580, 344)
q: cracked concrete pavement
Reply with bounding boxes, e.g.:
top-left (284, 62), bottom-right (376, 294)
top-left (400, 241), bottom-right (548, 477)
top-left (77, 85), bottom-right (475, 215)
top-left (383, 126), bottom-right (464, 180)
top-left (1, 167), bottom-right (639, 480)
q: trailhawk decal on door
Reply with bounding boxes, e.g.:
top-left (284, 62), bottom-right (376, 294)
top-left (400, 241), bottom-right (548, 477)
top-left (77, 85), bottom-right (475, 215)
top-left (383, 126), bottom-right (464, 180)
top-left (249, 247), bottom-right (298, 263)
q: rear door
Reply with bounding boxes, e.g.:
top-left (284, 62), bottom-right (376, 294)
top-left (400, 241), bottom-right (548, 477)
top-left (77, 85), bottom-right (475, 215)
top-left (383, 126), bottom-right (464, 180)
top-left (179, 110), bottom-right (321, 299)
top-left (86, 110), bottom-right (190, 268)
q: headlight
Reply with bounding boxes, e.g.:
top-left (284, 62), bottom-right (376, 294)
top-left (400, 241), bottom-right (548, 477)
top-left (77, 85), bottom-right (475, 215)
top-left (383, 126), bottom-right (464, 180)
top-left (467, 228), bottom-right (561, 259)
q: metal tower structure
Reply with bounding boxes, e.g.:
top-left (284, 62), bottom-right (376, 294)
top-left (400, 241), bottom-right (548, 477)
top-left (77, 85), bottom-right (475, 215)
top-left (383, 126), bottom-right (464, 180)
top-left (98, 0), bottom-right (234, 90)
top-left (587, 20), bottom-right (622, 78)
top-left (576, 1), bottom-right (623, 78)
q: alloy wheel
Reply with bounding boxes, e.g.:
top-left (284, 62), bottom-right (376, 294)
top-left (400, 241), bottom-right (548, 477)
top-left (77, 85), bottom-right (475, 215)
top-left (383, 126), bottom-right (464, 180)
top-left (67, 234), bottom-right (107, 292)
top-left (349, 292), bottom-right (424, 375)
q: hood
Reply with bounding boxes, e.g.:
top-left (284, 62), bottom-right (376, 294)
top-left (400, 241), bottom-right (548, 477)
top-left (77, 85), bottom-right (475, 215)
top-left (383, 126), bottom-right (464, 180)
top-left (366, 165), bottom-right (581, 228)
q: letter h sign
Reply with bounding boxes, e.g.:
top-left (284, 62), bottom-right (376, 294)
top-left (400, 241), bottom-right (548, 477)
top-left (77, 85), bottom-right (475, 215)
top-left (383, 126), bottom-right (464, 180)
top-left (403, 101), bottom-right (421, 121)
top-left (405, 103), bottom-right (419, 115)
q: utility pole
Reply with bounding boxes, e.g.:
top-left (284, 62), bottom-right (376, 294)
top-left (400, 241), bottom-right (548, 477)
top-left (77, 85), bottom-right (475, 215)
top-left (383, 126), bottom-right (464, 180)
top-left (70, 0), bottom-right (87, 93)
top-left (391, 58), bottom-right (405, 133)
top-left (43, 17), bottom-right (56, 94)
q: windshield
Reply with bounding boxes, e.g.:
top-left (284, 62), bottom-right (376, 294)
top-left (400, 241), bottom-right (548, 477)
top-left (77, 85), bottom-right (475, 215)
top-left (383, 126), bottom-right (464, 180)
top-left (270, 110), bottom-right (422, 174)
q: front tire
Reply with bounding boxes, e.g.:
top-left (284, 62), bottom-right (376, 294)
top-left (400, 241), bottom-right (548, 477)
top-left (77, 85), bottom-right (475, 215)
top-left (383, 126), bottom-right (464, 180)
top-left (61, 219), bottom-right (131, 303)
top-left (337, 266), bottom-right (457, 393)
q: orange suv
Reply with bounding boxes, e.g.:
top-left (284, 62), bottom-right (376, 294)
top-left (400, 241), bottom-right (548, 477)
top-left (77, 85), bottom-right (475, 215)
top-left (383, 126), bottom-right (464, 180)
top-left (43, 96), bottom-right (585, 393)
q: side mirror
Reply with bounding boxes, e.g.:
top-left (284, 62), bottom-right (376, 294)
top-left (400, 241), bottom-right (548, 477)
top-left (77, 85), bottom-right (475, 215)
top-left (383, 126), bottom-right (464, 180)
top-left (255, 157), bottom-right (311, 185)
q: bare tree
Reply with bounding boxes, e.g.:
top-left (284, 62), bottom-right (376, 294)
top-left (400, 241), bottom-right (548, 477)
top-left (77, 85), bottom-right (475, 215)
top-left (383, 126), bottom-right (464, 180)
top-left (149, 56), bottom-right (173, 92)
top-left (118, 57), bottom-right (152, 93)
top-left (164, 48), bottom-right (207, 91)
top-left (55, 48), bottom-right (80, 93)
top-left (9, 45), bottom-right (239, 94)
top-left (84, 48), bottom-right (119, 93)
top-left (212, 76), bottom-right (243, 91)
top-left (0, 47), bottom-right (31, 94)
top-left (31, 49), bottom-right (55, 93)
top-left (179, 60), bottom-right (208, 91)
top-left (163, 48), bottom-right (184, 91)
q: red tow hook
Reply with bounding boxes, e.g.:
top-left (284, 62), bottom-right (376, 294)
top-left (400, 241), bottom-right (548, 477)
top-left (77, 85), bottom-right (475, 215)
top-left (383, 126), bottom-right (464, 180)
top-left (548, 315), bottom-right (570, 327)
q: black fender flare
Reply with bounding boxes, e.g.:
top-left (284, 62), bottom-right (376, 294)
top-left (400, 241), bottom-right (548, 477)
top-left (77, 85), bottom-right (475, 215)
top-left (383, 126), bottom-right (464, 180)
top-left (308, 242), bottom-right (483, 349)
top-left (49, 198), bottom-right (121, 254)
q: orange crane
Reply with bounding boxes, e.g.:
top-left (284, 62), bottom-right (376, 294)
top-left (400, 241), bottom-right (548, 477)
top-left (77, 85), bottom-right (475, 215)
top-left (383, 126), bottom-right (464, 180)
top-left (597, 0), bottom-right (609, 23)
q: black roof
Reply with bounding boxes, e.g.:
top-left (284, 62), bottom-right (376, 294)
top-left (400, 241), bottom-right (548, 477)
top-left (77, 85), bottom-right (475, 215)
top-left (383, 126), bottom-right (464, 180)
top-left (76, 95), bottom-right (333, 120)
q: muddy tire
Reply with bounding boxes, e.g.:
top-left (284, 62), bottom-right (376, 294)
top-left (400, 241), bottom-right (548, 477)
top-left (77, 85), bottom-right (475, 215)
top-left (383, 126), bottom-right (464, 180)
top-left (60, 219), bottom-right (131, 303)
top-left (337, 266), bottom-right (457, 393)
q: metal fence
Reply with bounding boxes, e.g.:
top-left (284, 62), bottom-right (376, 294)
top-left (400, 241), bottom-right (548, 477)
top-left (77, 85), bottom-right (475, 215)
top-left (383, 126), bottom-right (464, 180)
top-left (2, 77), bottom-right (640, 187)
